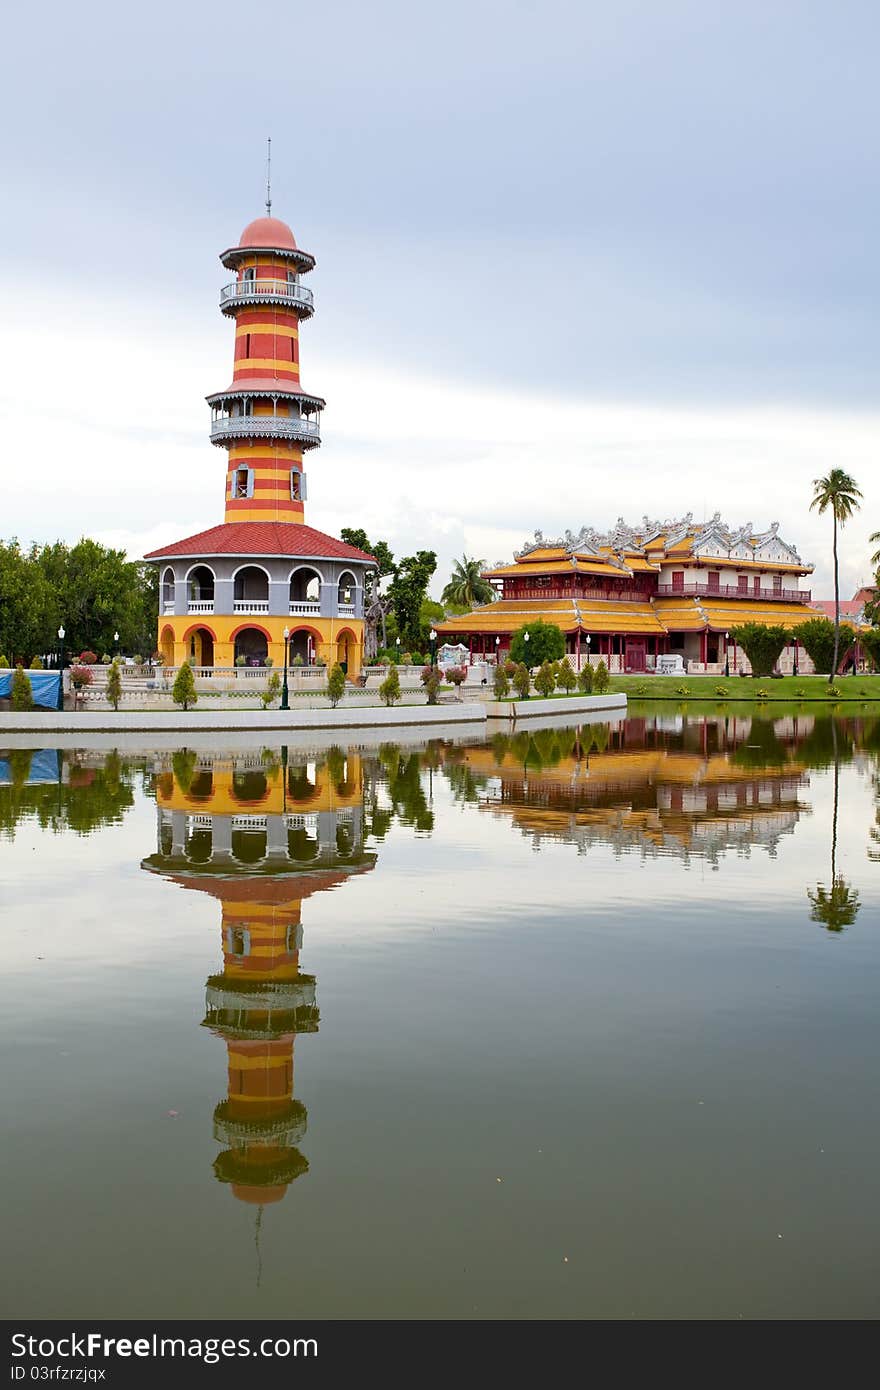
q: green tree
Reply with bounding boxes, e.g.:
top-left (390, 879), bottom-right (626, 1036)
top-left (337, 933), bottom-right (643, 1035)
top-left (326, 662), bottom-right (346, 707)
top-left (512, 664), bottom-right (531, 699)
top-left (261, 671), bottom-right (281, 709)
top-left (172, 660), bottom-right (197, 711)
top-left (534, 661), bottom-right (557, 697)
top-left (509, 620), bottom-right (565, 667)
top-left (32, 538), bottom-right (148, 659)
top-left (729, 622), bottom-right (790, 678)
top-left (0, 540), bottom-right (54, 663)
top-left (11, 664), bottom-right (33, 711)
top-left (441, 555), bottom-right (495, 609)
top-left (810, 470), bottom-right (863, 683)
top-left (794, 617), bottom-right (856, 675)
top-left (388, 550), bottom-right (438, 650)
top-left (379, 665), bottom-right (401, 706)
top-left (106, 658), bottom-right (122, 711)
top-left (577, 663), bottom-right (594, 693)
top-left (593, 659), bottom-right (610, 693)
top-left (557, 660), bottom-right (577, 694)
top-left (493, 664), bottom-right (510, 699)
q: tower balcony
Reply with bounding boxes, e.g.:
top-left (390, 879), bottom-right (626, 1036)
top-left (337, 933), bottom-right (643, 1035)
top-left (220, 278), bottom-right (314, 316)
top-left (209, 415), bottom-right (321, 448)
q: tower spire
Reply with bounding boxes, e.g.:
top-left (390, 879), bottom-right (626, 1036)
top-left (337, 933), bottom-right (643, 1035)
top-left (265, 137), bottom-right (272, 215)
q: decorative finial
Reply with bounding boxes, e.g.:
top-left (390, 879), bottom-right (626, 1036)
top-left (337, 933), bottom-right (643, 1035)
top-left (266, 137), bottom-right (272, 216)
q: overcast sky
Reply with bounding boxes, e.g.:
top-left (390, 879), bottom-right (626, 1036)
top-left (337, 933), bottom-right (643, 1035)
top-left (2, 0), bottom-right (878, 597)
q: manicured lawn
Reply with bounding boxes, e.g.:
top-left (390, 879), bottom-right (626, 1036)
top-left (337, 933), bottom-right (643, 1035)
top-left (610, 673), bottom-right (880, 701)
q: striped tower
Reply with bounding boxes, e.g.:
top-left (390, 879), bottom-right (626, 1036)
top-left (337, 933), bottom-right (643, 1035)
top-left (208, 215), bottom-right (323, 524)
top-left (205, 886), bottom-right (318, 1205)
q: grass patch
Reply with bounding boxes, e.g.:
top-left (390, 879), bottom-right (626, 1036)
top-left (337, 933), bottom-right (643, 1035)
top-left (611, 674), bottom-right (880, 702)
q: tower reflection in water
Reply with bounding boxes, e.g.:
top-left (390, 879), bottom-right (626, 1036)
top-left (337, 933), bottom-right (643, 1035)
top-left (142, 746), bottom-right (375, 1205)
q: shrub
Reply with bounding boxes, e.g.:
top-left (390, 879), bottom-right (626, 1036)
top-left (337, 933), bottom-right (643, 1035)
top-left (633, 682), bottom-right (649, 695)
top-left (264, 656), bottom-right (274, 668)
top-left (755, 688), bottom-right (770, 700)
top-left (30, 656), bottom-right (43, 669)
top-left (827, 685), bottom-right (841, 697)
top-left (0, 655), bottom-right (8, 668)
top-left (234, 655), bottom-right (246, 667)
top-left (100, 653), bottom-right (112, 664)
top-left (557, 661), bottom-right (577, 694)
top-left (11, 665), bottom-right (33, 711)
top-left (493, 664), bottom-right (510, 699)
top-left (292, 654), bottom-right (304, 668)
top-left (172, 660), bottom-right (197, 711)
top-left (715, 685), bottom-right (727, 696)
top-left (132, 655), bottom-right (143, 665)
top-left (512, 663), bottom-right (531, 700)
top-left (593, 659), bottom-right (610, 694)
top-left (106, 659), bottom-right (123, 711)
top-left (577, 664), bottom-right (593, 694)
top-left (534, 661), bottom-right (557, 698)
top-left (446, 666), bottom-right (467, 697)
top-left (729, 623), bottom-right (790, 678)
top-left (261, 671), bottom-right (281, 709)
top-left (503, 659), bottom-right (518, 678)
top-left (326, 663), bottom-right (346, 707)
top-left (509, 620), bottom-right (565, 668)
top-left (419, 664), bottom-right (433, 685)
top-left (676, 685), bottom-right (688, 696)
top-left (794, 617), bottom-right (856, 675)
top-left (379, 665), bottom-right (401, 706)
top-left (69, 665), bottom-right (93, 691)
top-left (79, 651), bottom-right (97, 665)
top-left (423, 670), bottom-right (441, 704)
top-left (401, 652), bottom-right (412, 665)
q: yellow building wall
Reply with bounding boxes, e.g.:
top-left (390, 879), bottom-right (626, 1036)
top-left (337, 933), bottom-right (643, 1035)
top-left (157, 615), bottom-right (364, 677)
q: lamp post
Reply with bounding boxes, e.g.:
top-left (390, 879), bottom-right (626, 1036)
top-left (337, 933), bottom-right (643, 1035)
top-left (495, 634), bottom-right (501, 665)
top-left (281, 627), bottom-right (290, 710)
top-left (585, 634), bottom-right (591, 670)
top-left (724, 631), bottom-right (730, 678)
top-left (429, 628), bottom-right (437, 668)
top-left (792, 637), bottom-right (799, 678)
top-left (56, 626), bottom-right (65, 709)
top-left (114, 631), bottom-right (119, 658)
top-left (396, 637), bottom-right (401, 664)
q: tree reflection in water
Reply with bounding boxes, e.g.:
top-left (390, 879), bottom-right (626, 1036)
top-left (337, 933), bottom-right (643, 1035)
top-left (807, 719), bottom-right (861, 932)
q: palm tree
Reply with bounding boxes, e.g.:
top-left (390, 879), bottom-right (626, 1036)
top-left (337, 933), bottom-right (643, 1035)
top-left (810, 470), bottom-right (862, 681)
top-left (441, 555), bottom-right (495, 609)
top-left (807, 720), bottom-right (861, 931)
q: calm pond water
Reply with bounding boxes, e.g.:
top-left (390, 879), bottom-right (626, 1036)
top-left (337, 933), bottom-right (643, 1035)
top-left (1, 709), bottom-right (879, 1320)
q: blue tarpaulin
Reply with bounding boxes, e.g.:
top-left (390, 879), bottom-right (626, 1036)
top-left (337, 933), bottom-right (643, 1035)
top-left (0, 670), bottom-right (62, 709)
top-left (0, 749), bottom-right (60, 785)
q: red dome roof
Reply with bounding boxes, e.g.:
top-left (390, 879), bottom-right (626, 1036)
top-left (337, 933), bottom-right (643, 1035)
top-left (238, 216), bottom-right (297, 250)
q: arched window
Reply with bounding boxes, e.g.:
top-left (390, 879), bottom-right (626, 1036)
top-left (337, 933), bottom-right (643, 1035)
top-left (338, 572), bottom-right (357, 608)
top-left (162, 568), bottom-right (175, 607)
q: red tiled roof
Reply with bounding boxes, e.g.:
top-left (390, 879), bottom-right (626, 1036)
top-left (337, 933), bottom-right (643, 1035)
top-left (144, 522), bottom-right (376, 564)
top-left (809, 599), bottom-right (865, 620)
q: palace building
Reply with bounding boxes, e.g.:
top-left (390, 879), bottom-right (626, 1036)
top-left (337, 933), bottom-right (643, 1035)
top-left (435, 514), bottom-right (819, 674)
top-left (145, 206), bottom-right (375, 677)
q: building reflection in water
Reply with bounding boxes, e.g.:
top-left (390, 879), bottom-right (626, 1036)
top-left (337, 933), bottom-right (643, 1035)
top-left (142, 747), bottom-right (375, 1205)
top-left (459, 713), bottom-right (817, 865)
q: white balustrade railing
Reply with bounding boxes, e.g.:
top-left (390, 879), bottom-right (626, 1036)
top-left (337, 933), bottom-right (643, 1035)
top-left (210, 416), bottom-right (320, 442)
top-left (233, 600), bottom-right (270, 612)
top-left (337, 604), bottom-right (356, 616)
top-left (231, 815), bottom-right (268, 830)
top-left (188, 814), bottom-right (213, 829)
top-left (187, 601), bottom-right (214, 613)
top-left (286, 813), bottom-right (318, 831)
top-left (220, 279), bottom-right (314, 310)
top-left (162, 600), bottom-right (175, 614)
top-left (289, 600), bottom-right (320, 614)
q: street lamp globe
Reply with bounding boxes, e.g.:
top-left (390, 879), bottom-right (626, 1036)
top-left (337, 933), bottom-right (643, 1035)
top-left (58, 626), bottom-right (65, 640)
top-left (283, 626), bottom-right (290, 640)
